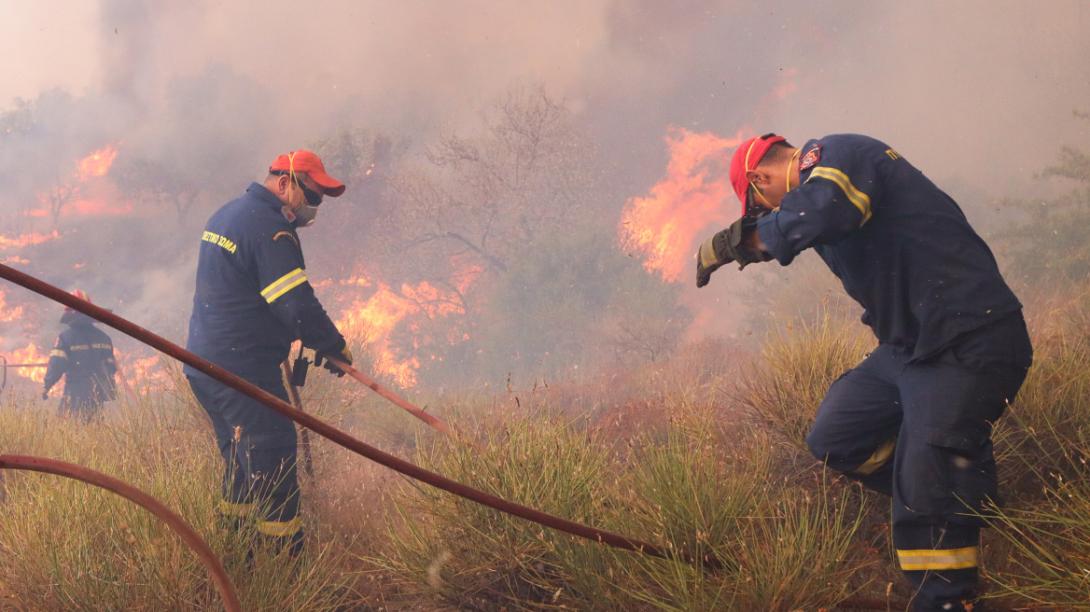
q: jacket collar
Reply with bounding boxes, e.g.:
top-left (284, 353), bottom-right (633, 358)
top-left (246, 182), bottom-right (285, 210)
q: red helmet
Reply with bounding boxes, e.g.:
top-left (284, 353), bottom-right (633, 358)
top-left (729, 133), bottom-right (786, 217)
top-left (64, 289), bottom-right (91, 313)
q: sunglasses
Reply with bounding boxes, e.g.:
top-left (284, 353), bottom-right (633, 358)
top-left (273, 171), bottom-right (323, 206)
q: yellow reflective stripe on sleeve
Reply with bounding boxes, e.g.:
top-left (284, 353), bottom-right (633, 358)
top-left (260, 268), bottom-right (308, 304)
top-left (217, 500), bottom-right (255, 517)
top-left (852, 439), bottom-right (896, 476)
top-left (806, 166), bottom-right (873, 224)
top-left (256, 516), bottom-right (302, 537)
top-left (897, 546), bottom-right (978, 571)
top-left (50, 349), bottom-right (68, 359)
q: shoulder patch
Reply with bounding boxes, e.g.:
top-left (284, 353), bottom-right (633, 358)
top-left (272, 230), bottom-right (299, 247)
top-left (799, 145), bottom-right (822, 172)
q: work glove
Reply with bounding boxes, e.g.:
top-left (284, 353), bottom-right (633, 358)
top-left (695, 216), bottom-right (766, 288)
top-left (315, 346), bottom-right (353, 378)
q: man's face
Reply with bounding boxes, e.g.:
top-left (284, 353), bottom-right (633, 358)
top-left (745, 164), bottom-right (789, 212)
top-left (279, 173), bottom-right (323, 211)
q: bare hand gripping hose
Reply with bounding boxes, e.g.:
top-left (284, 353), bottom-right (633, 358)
top-left (0, 454), bottom-right (242, 612)
top-left (0, 263), bottom-right (689, 566)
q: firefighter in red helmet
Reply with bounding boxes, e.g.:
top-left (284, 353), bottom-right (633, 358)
top-left (697, 133), bottom-right (1032, 611)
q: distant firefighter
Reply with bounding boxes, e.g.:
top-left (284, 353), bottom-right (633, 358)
top-left (184, 149), bottom-right (352, 558)
top-left (42, 289), bottom-right (118, 422)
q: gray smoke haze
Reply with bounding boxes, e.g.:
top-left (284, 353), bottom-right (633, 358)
top-left (1, 0), bottom-right (1088, 388)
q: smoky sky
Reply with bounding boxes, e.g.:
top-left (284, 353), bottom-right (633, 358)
top-left (3, 1), bottom-right (1088, 192)
top-left (1, 0), bottom-right (1088, 384)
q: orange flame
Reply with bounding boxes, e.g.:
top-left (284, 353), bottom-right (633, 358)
top-left (337, 283), bottom-right (421, 387)
top-left (618, 127), bottom-right (745, 283)
top-left (0, 229), bottom-right (61, 250)
top-left (24, 143), bottom-right (126, 219)
top-left (77, 144), bottom-right (119, 180)
top-left (0, 290), bottom-right (24, 323)
top-left (8, 343), bottom-right (48, 383)
top-left (68, 198), bottom-right (134, 216)
top-left (117, 352), bottom-right (171, 393)
top-left (334, 267), bottom-right (478, 388)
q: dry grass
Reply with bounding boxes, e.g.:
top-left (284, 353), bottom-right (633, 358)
top-left (1, 295), bottom-right (1089, 609)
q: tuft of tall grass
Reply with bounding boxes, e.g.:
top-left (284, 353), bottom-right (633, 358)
top-left (373, 411), bottom-right (869, 610)
top-left (983, 473), bottom-right (1090, 608)
top-left (0, 388), bottom-right (364, 611)
top-left (992, 303), bottom-right (1090, 501)
top-left (372, 415), bottom-right (614, 608)
top-left (976, 297), bottom-right (1090, 608)
top-left (604, 428), bottom-right (869, 612)
top-left (739, 311), bottom-right (873, 455)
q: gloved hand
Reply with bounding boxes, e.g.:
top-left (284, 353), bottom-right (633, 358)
top-left (41, 390), bottom-right (50, 401)
top-left (315, 346), bottom-right (353, 378)
top-left (695, 216), bottom-right (766, 288)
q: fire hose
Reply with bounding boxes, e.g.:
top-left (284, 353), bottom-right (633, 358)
top-left (323, 356), bottom-right (451, 434)
top-left (0, 263), bottom-right (688, 566)
top-left (0, 454), bottom-right (241, 612)
top-left (0, 264), bottom-right (921, 610)
top-left (0, 357), bottom-right (48, 393)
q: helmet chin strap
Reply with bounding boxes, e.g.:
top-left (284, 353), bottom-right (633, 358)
top-left (784, 148), bottom-right (802, 193)
top-left (749, 147), bottom-right (802, 210)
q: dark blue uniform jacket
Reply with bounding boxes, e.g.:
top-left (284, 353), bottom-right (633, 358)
top-left (44, 313), bottom-right (117, 402)
top-left (756, 134), bottom-right (1022, 361)
top-left (185, 183), bottom-right (345, 381)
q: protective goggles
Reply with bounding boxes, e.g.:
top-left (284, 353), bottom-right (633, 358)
top-left (272, 171), bottom-right (323, 206)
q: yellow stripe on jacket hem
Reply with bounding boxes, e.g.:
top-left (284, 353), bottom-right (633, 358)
top-left (260, 268), bottom-right (308, 303)
top-left (896, 546), bottom-right (978, 571)
top-left (256, 516), bottom-right (303, 537)
top-left (807, 166), bottom-right (873, 224)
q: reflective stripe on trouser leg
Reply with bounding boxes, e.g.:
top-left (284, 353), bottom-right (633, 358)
top-left (896, 545), bottom-right (978, 571)
top-left (218, 500), bottom-right (255, 517)
top-left (895, 524), bottom-right (981, 609)
top-left (256, 518), bottom-right (304, 556)
top-left (257, 516), bottom-right (302, 538)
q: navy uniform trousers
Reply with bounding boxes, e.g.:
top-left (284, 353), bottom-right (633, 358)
top-left (806, 314), bottom-right (1032, 610)
top-left (187, 373), bottom-right (303, 555)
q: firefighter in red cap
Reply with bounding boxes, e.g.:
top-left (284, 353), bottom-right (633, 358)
top-left (696, 134), bottom-right (1032, 610)
top-left (184, 150), bottom-right (353, 557)
top-left (42, 289), bottom-right (118, 422)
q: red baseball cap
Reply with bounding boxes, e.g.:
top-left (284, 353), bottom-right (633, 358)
top-left (269, 149), bottom-right (346, 197)
top-left (729, 133), bottom-right (786, 215)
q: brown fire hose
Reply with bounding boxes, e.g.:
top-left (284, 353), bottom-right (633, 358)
top-left (0, 454), bottom-right (241, 612)
top-left (0, 358), bottom-right (49, 394)
top-left (281, 360), bottom-right (314, 477)
top-left (0, 263), bottom-right (693, 567)
top-left (323, 356), bottom-right (451, 434)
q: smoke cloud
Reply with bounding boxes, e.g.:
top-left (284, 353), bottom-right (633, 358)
top-left (1, 0), bottom-right (1087, 389)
